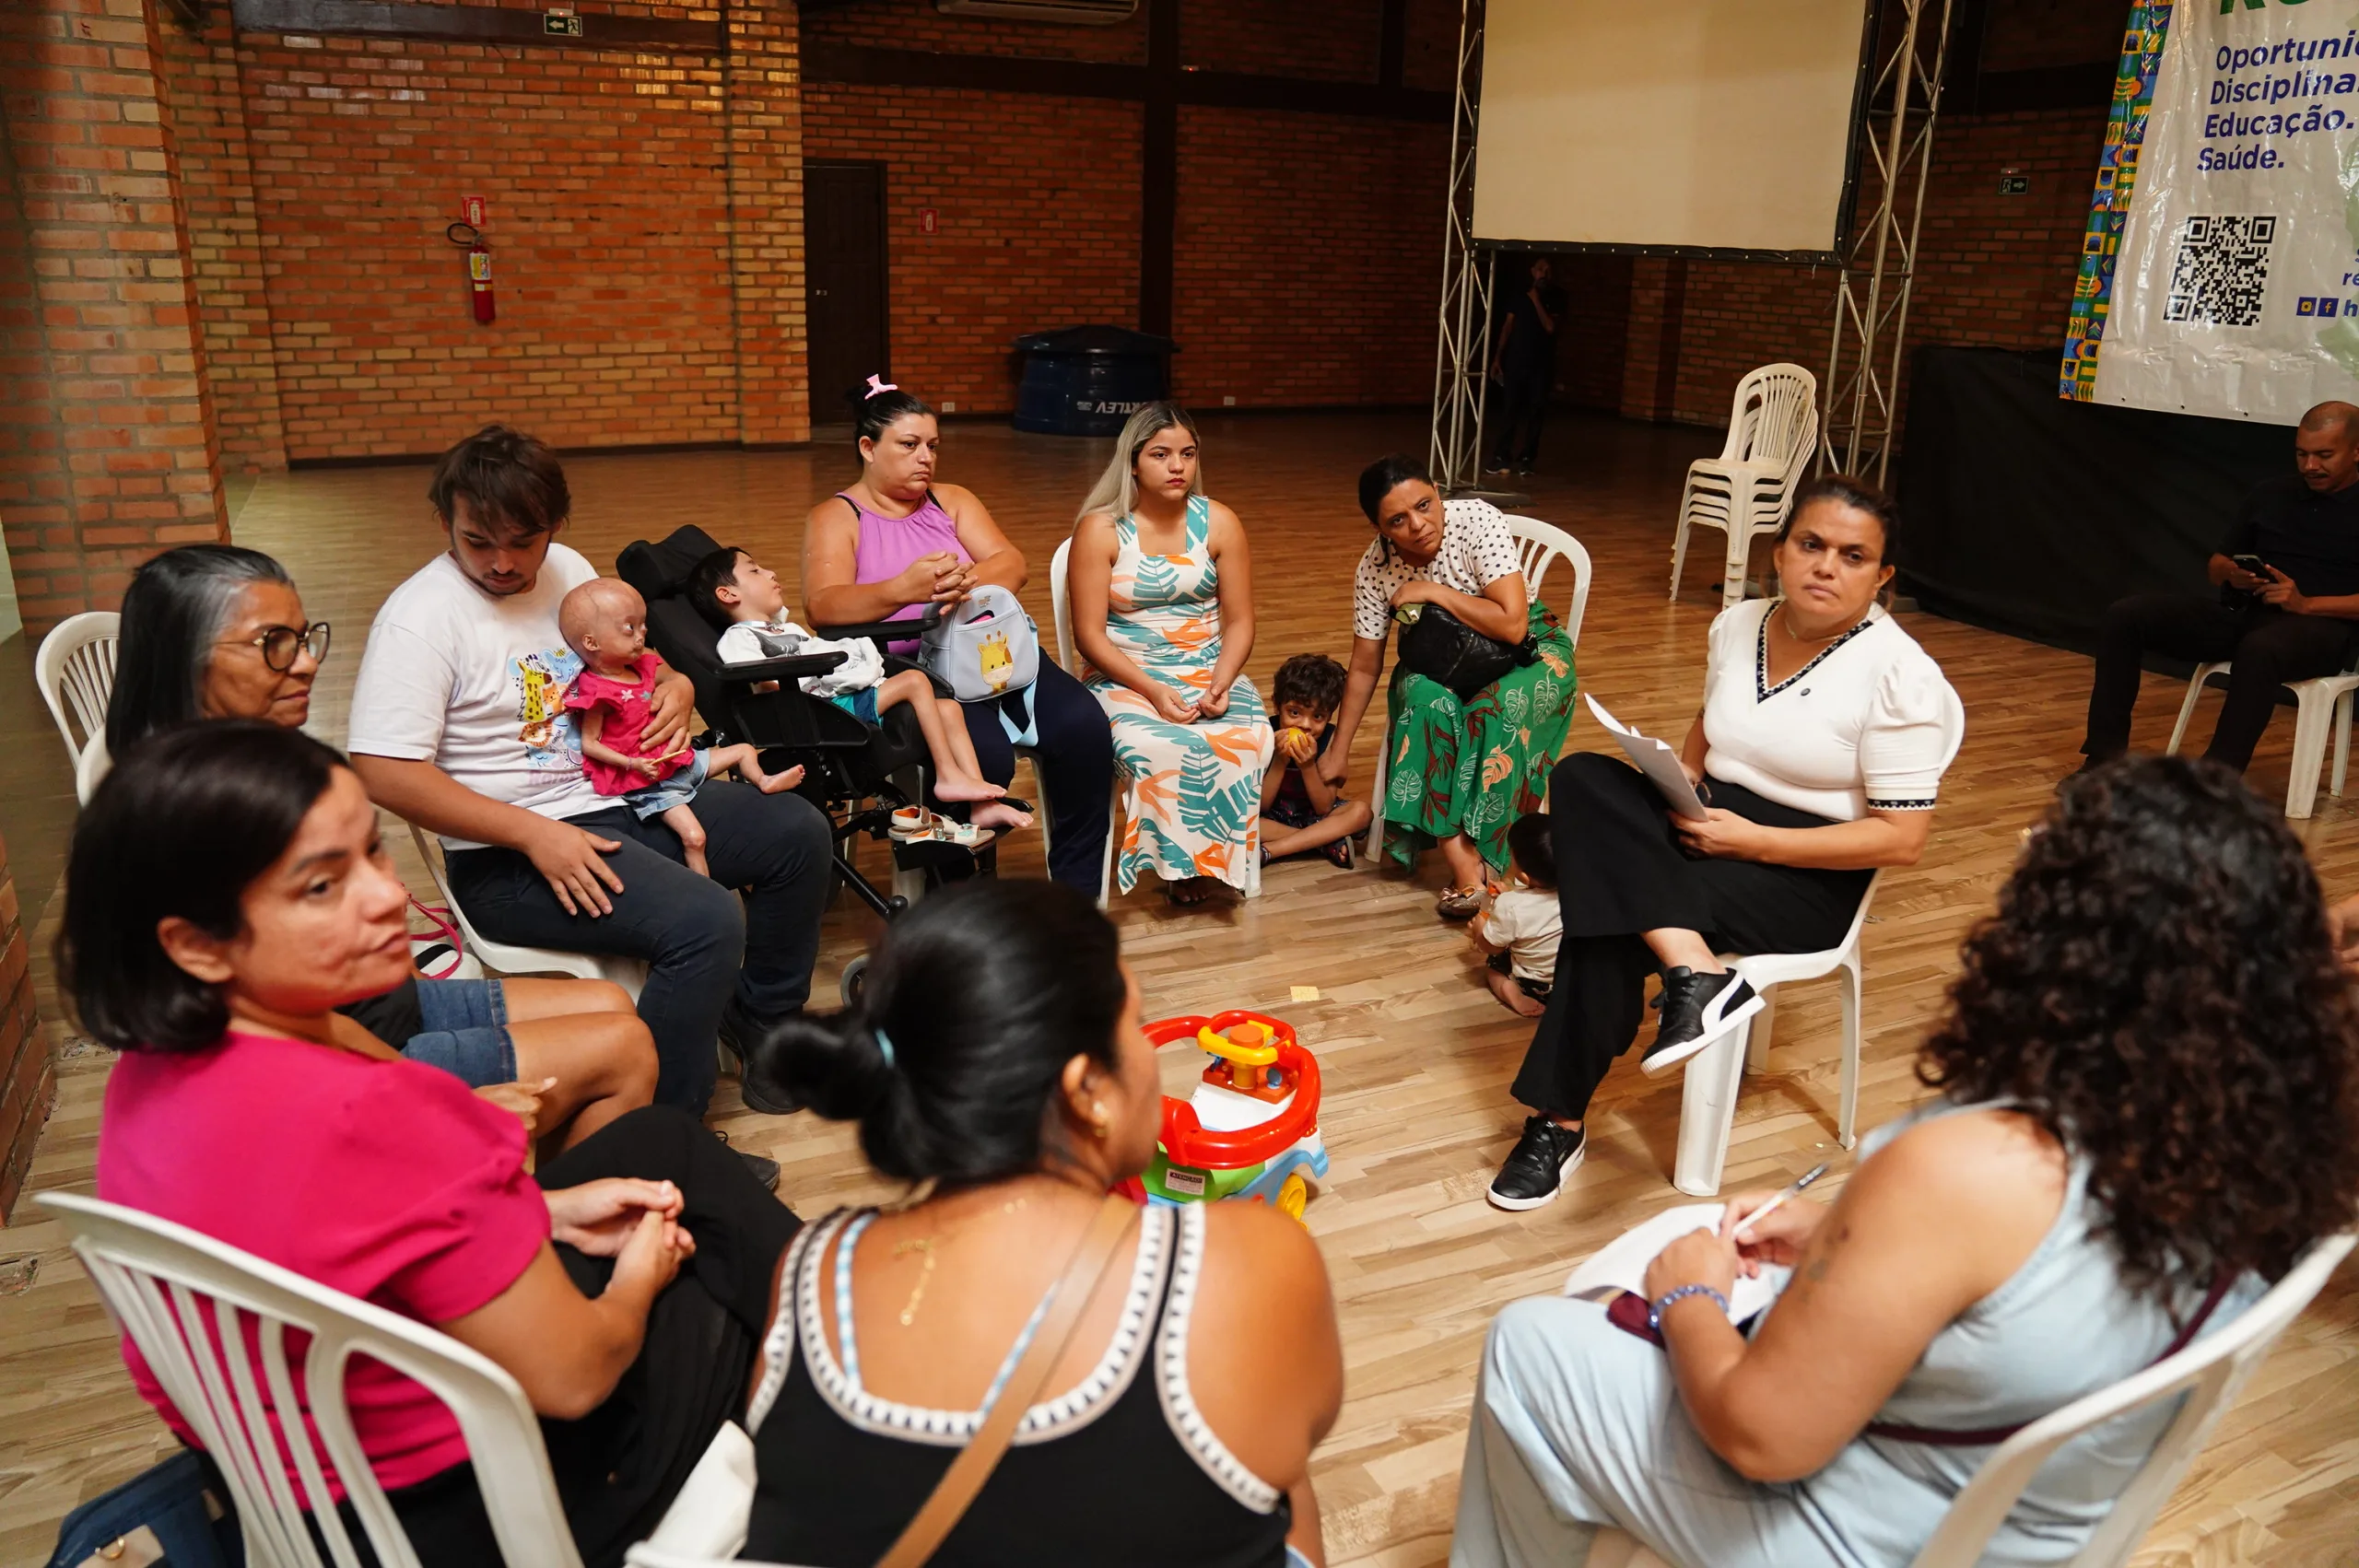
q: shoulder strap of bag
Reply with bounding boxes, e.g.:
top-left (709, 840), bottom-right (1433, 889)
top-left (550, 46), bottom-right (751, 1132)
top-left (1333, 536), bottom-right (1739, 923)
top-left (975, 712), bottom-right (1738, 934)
top-left (873, 1193), bottom-right (1138, 1568)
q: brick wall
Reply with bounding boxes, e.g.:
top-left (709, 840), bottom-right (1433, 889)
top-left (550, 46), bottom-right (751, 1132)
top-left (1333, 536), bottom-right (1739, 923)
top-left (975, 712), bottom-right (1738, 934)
top-left (1171, 105), bottom-right (1446, 408)
top-left (0, 0), bottom-right (230, 635)
top-left (0, 836), bottom-right (49, 1225)
top-left (801, 0), bottom-right (1148, 64)
top-left (801, 86), bottom-right (1143, 412)
top-left (1182, 0), bottom-right (1379, 79)
top-left (1621, 106), bottom-right (2107, 439)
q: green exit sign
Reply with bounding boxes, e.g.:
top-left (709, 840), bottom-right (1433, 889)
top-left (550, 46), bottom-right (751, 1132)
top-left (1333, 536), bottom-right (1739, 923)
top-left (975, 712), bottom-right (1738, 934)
top-left (544, 10), bottom-right (583, 34)
top-left (1998, 175), bottom-right (2030, 195)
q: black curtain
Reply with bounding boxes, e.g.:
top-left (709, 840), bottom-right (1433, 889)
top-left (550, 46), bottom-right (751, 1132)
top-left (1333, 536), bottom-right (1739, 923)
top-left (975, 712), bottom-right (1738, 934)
top-left (1894, 346), bottom-right (2287, 652)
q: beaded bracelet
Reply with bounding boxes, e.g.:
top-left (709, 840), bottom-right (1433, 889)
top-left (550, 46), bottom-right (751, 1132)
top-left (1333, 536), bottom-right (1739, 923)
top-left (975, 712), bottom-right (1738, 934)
top-left (1649, 1282), bottom-right (1731, 1332)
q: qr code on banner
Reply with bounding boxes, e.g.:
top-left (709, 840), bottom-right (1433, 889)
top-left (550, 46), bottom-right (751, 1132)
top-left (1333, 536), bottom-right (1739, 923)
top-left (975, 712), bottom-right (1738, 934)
top-left (2164, 215), bottom-right (2276, 327)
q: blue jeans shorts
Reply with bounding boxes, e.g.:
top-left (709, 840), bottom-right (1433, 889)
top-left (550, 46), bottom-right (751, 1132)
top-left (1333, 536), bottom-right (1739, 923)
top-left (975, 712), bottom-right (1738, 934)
top-left (399, 978), bottom-right (516, 1088)
top-left (826, 686), bottom-right (881, 726)
top-left (625, 748), bottom-right (710, 820)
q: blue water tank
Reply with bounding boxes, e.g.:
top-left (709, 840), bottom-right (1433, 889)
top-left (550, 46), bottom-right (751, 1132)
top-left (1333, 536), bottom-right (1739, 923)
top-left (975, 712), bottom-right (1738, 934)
top-left (1012, 325), bottom-right (1178, 436)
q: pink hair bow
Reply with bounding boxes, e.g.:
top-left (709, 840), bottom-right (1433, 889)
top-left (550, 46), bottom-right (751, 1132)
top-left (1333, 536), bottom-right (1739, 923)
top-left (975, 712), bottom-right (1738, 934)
top-left (864, 375), bottom-right (898, 398)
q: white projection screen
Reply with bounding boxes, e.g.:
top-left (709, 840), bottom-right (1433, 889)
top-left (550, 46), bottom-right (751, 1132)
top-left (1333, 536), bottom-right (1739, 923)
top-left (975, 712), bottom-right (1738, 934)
top-left (1473, 0), bottom-right (1876, 257)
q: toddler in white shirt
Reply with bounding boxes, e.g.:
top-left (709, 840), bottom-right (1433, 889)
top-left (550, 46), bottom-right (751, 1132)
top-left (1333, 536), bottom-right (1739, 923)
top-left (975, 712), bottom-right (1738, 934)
top-left (691, 544), bottom-right (1032, 833)
top-left (1470, 812), bottom-right (1561, 1018)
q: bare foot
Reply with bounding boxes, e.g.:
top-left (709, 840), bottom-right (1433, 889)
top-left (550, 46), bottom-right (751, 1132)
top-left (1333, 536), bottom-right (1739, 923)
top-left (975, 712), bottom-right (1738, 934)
top-left (972, 800), bottom-right (1034, 832)
top-left (1166, 876), bottom-right (1220, 907)
top-left (751, 764), bottom-right (805, 794)
top-left (1486, 969), bottom-right (1545, 1018)
top-left (685, 847), bottom-right (712, 879)
top-left (933, 775), bottom-right (1008, 803)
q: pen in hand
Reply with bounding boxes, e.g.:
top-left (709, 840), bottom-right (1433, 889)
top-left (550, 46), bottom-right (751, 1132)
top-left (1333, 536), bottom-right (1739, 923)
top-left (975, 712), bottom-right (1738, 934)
top-left (1731, 1160), bottom-right (1830, 1243)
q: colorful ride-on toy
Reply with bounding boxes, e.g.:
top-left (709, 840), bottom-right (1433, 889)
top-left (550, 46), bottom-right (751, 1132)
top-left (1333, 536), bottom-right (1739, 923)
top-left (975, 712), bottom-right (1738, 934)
top-left (1135, 1012), bottom-right (1328, 1223)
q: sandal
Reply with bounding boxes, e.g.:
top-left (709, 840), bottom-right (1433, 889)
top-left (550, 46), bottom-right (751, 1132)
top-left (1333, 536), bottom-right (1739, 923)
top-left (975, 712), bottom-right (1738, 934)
top-left (889, 806), bottom-right (933, 842)
top-left (1435, 885), bottom-right (1485, 920)
top-left (1321, 837), bottom-right (1355, 872)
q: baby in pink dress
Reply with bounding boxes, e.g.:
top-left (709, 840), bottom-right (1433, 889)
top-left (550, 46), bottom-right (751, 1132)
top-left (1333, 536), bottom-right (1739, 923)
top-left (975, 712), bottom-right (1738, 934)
top-left (559, 578), bottom-right (802, 879)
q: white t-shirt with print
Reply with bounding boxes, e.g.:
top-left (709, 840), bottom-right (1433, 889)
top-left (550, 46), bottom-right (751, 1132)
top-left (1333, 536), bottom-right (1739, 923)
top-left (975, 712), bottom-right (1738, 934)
top-left (346, 542), bottom-right (605, 848)
top-left (1352, 497), bottom-right (1525, 643)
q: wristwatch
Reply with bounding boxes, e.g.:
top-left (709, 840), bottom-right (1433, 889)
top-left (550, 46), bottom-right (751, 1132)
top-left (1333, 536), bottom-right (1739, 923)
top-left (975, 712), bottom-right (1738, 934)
top-left (1649, 1282), bottom-right (1731, 1332)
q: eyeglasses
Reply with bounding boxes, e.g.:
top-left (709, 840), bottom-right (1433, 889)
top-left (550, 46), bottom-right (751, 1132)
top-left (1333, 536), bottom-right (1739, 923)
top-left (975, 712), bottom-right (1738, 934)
top-left (220, 621), bottom-right (332, 673)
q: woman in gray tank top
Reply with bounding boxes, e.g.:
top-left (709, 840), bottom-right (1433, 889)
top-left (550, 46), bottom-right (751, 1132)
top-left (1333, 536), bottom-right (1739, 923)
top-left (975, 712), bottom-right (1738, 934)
top-left (1452, 756), bottom-right (2359, 1568)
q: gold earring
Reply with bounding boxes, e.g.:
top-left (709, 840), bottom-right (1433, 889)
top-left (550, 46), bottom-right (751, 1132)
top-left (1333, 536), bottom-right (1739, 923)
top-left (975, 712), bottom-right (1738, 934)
top-left (1091, 1101), bottom-right (1109, 1140)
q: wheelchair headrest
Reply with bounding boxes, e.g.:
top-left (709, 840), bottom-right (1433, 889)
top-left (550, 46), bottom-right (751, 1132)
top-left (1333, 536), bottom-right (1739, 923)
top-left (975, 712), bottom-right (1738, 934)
top-left (616, 524), bottom-right (728, 604)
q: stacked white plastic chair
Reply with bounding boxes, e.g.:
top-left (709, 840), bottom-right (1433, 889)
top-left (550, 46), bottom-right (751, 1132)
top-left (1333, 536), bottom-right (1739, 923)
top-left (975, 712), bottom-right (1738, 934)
top-left (1672, 680), bottom-right (1966, 1198)
top-left (1668, 364), bottom-right (1819, 608)
top-left (1365, 516), bottom-right (1591, 865)
top-left (36, 609), bottom-right (120, 778)
top-left (1049, 536), bottom-right (1261, 905)
top-left (41, 1189), bottom-right (586, 1568)
top-left (2165, 655), bottom-right (2359, 819)
top-left (1583, 1231), bottom-right (2355, 1568)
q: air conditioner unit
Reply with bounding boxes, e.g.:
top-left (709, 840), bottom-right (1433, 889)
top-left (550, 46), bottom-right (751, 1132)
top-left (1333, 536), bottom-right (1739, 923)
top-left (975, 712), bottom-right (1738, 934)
top-left (935, 0), bottom-right (1137, 23)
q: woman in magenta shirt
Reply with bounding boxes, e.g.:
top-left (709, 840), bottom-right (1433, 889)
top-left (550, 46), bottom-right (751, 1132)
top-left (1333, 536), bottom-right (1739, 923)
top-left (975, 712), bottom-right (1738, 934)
top-left (70, 721), bottom-right (801, 1566)
top-left (801, 382), bottom-right (1117, 897)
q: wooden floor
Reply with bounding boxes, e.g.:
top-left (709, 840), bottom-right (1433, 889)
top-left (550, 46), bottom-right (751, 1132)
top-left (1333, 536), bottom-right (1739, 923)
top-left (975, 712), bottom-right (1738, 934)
top-left (3, 412), bottom-right (2356, 1565)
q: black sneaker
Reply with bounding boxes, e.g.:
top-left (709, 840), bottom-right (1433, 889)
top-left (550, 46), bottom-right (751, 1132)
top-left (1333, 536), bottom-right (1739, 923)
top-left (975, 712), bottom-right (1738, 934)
top-left (719, 998), bottom-right (804, 1117)
top-left (1486, 1117), bottom-right (1585, 1211)
top-left (714, 1130), bottom-right (780, 1193)
top-left (1642, 966), bottom-right (1763, 1078)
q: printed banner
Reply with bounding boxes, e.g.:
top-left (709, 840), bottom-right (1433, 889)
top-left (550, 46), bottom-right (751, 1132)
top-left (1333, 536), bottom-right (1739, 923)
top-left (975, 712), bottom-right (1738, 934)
top-left (2060, 4), bottom-right (2175, 402)
top-left (2082, 1), bottom-right (2359, 424)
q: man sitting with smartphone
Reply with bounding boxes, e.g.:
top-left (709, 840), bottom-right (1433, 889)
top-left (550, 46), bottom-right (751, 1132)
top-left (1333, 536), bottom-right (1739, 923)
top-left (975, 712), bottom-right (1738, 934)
top-left (2078, 399), bottom-right (2359, 777)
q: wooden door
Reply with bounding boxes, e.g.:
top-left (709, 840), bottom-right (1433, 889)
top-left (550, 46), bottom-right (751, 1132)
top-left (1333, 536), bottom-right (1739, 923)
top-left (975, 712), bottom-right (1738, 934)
top-left (804, 161), bottom-right (887, 421)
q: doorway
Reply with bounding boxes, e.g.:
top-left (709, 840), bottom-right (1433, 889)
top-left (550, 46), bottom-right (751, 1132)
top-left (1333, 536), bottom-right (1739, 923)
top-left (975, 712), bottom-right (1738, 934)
top-left (804, 161), bottom-right (888, 422)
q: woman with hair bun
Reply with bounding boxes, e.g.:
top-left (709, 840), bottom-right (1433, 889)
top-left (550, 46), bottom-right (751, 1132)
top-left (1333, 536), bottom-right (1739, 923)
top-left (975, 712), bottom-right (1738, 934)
top-left (801, 381), bottom-right (1117, 898)
top-left (742, 878), bottom-right (1344, 1566)
top-left (1454, 755), bottom-right (2359, 1567)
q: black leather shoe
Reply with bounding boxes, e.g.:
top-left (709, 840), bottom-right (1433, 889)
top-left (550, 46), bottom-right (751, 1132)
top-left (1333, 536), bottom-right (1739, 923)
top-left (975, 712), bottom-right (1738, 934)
top-left (713, 1130), bottom-right (780, 1192)
top-left (719, 999), bottom-right (804, 1117)
top-left (1642, 967), bottom-right (1763, 1078)
top-left (1486, 1117), bottom-right (1585, 1211)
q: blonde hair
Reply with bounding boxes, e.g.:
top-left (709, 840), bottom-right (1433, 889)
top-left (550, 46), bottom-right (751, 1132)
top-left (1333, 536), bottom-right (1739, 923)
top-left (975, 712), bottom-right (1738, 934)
top-left (1074, 402), bottom-right (1203, 523)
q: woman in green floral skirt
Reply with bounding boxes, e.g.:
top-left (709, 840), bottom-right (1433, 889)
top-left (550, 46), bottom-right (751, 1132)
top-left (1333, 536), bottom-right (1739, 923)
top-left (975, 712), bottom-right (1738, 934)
top-left (1322, 456), bottom-right (1578, 919)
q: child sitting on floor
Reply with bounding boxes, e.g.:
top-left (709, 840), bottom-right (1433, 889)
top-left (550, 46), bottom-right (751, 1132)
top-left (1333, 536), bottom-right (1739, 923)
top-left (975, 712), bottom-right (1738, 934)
top-left (1259, 652), bottom-right (1374, 869)
top-left (687, 544), bottom-right (1033, 835)
top-left (558, 578), bottom-right (804, 879)
top-left (1469, 812), bottom-right (1560, 1018)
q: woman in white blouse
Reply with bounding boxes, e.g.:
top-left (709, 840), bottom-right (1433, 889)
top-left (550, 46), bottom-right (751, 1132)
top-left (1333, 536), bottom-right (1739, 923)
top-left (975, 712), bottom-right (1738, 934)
top-left (1324, 455), bottom-right (1578, 918)
top-left (1488, 474), bottom-right (1963, 1211)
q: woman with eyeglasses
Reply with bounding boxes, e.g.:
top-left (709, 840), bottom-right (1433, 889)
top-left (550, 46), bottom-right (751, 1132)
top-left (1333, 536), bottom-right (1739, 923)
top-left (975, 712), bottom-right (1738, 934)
top-left (100, 544), bottom-right (659, 1153)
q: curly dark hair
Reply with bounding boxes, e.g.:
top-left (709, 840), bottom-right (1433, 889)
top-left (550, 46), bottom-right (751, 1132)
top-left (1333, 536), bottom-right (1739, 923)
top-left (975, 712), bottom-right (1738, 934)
top-left (1272, 652), bottom-right (1345, 717)
top-left (1918, 756), bottom-right (2359, 1294)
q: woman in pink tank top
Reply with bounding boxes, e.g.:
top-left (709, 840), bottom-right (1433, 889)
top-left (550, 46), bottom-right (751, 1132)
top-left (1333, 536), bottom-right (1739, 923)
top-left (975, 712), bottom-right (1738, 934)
top-left (803, 380), bottom-right (1116, 898)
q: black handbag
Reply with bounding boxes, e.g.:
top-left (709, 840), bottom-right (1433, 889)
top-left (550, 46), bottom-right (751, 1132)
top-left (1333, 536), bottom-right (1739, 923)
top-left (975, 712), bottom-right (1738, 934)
top-left (1394, 602), bottom-right (1535, 698)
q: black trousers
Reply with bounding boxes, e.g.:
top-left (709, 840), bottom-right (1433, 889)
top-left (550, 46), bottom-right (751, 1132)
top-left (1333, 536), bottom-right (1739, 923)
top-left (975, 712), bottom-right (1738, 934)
top-left (1510, 753), bottom-right (1872, 1120)
top-left (2083, 592), bottom-right (2358, 772)
top-left (957, 660), bottom-right (1117, 899)
top-left (1490, 360), bottom-right (1551, 467)
top-left (356, 1106), bottom-right (803, 1568)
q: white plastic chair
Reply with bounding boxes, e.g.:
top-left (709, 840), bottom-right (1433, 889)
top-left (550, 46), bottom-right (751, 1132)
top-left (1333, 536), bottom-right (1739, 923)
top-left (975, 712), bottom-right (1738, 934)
top-left (1365, 511), bottom-right (1593, 865)
top-left (2165, 656), bottom-right (2359, 819)
top-left (407, 823), bottom-right (646, 999)
top-left (1668, 364), bottom-right (1819, 608)
top-left (39, 1189), bottom-right (585, 1568)
top-left (1672, 680), bottom-right (1966, 1197)
top-left (1584, 1230), bottom-right (2354, 1568)
top-left (37, 609), bottom-right (120, 773)
top-left (1048, 535), bottom-right (1261, 904)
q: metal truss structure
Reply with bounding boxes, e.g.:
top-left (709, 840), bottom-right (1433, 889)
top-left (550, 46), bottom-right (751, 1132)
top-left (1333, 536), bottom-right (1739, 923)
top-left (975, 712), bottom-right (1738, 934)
top-left (1822, 0), bottom-right (1955, 483)
top-left (1427, 0), bottom-right (1494, 496)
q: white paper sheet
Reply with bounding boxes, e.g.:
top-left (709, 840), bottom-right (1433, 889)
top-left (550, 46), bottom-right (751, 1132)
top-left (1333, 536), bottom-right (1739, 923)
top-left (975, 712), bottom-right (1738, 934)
top-left (1562, 1202), bottom-right (1789, 1324)
top-left (1584, 693), bottom-right (1709, 820)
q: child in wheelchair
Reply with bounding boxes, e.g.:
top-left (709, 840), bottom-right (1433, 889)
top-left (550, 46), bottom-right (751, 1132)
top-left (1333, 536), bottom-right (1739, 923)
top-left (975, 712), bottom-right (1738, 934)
top-left (557, 577), bottom-right (805, 879)
top-left (687, 544), bottom-right (1034, 838)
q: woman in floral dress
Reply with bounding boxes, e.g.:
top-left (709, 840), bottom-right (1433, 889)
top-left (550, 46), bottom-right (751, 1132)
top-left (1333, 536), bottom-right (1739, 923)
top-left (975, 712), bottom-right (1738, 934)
top-left (1069, 404), bottom-right (1273, 904)
top-left (1322, 454), bottom-right (1577, 920)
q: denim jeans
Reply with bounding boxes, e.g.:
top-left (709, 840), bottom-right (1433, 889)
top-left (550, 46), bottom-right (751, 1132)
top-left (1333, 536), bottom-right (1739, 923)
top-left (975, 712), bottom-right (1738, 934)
top-left (444, 781), bottom-right (832, 1114)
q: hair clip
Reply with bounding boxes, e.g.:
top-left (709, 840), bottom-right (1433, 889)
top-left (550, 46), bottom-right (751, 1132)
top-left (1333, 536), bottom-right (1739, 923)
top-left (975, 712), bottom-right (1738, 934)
top-left (864, 375), bottom-right (898, 399)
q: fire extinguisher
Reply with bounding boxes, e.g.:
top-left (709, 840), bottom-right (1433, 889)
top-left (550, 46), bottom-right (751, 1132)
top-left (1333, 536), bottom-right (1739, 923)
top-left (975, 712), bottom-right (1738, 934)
top-left (446, 220), bottom-right (494, 324)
